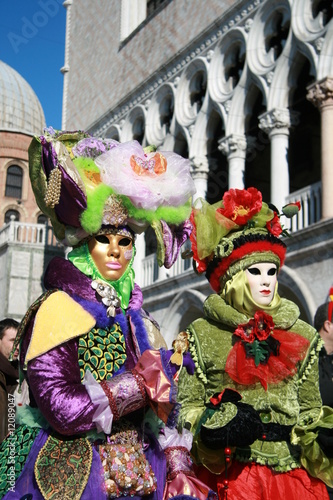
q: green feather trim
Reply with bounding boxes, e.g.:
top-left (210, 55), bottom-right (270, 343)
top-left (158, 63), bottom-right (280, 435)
top-left (80, 184), bottom-right (115, 233)
top-left (122, 197), bottom-right (192, 225)
top-left (73, 156), bottom-right (101, 174)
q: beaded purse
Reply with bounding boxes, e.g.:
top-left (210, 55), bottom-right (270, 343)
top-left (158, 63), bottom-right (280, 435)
top-left (99, 430), bottom-right (157, 498)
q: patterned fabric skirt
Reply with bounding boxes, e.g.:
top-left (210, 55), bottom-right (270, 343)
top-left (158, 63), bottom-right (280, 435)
top-left (0, 425), bottom-right (166, 500)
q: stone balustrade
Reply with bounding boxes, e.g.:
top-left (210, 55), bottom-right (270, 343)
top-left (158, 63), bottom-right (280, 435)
top-left (0, 220), bottom-right (61, 248)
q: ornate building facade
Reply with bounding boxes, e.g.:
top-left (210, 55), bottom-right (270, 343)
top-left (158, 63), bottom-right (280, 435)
top-left (62, 0), bottom-right (333, 346)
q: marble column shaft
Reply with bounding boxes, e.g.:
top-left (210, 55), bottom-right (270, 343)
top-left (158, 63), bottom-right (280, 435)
top-left (307, 77), bottom-right (333, 220)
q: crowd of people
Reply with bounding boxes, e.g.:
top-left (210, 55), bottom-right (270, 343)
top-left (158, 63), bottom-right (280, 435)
top-left (0, 129), bottom-right (332, 500)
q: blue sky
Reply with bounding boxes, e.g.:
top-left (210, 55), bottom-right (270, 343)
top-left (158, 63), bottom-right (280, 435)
top-left (1, 0), bottom-right (66, 130)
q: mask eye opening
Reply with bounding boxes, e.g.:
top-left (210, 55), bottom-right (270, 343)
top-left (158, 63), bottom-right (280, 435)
top-left (95, 235), bottom-right (109, 244)
top-left (118, 237), bottom-right (132, 247)
top-left (247, 267), bottom-right (260, 275)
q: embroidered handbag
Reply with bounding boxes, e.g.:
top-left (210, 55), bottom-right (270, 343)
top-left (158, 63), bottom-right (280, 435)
top-left (99, 430), bottom-right (157, 498)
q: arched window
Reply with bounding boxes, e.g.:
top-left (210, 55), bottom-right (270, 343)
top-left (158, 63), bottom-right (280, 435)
top-left (147, 0), bottom-right (168, 17)
top-left (37, 214), bottom-right (48, 243)
top-left (5, 165), bottom-right (23, 199)
top-left (132, 117), bottom-right (145, 144)
top-left (5, 209), bottom-right (20, 224)
top-left (37, 214), bottom-right (48, 225)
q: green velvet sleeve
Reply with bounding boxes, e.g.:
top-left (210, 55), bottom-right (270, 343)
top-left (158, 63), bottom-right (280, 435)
top-left (177, 355), bottom-right (207, 434)
top-left (176, 324), bottom-right (231, 473)
top-left (291, 333), bottom-right (333, 486)
top-left (177, 349), bottom-right (228, 473)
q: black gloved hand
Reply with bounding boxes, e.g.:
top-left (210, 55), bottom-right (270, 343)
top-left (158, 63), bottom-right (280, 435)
top-left (200, 388), bottom-right (264, 449)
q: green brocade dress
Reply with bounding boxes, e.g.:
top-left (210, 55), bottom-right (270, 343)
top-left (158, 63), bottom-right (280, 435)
top-left (177, 294), bottom-right (333, 487)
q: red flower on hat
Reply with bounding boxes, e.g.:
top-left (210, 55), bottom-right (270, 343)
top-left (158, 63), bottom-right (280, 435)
top-left (217, 187), bottom-right (262, 225)
top-left (266, 211), bottom-right (283, 236)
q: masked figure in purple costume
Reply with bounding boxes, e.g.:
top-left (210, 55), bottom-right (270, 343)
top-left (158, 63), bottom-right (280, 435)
top-left (0, 130), bottom-right (215, 500)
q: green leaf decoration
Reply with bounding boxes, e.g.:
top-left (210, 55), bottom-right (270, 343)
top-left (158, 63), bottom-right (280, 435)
top-left (105, 362), bottom-right (113, 372)
top-left (90, 356), bottom-right (98, 368)
top-left (248, 340), bottom-right (269, 366)
top-left (79, 338), bottom-right (87, 348)
top-left (95, 335), bottom-right (104, 344)
top-left (0, 425), bottom-right (40, 497)
top-left (77, 325), bottom-right (126, 381)
top-left (104, 352), bottom-right (112, 361)
top-left (91, 346), bottom-right (103, 358)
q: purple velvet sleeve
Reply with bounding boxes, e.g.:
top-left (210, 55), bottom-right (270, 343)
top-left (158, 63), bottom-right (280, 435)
top-left (161, 220), bottom-right (192, 269)
top-left (27, 338), bottom-right (98, 435)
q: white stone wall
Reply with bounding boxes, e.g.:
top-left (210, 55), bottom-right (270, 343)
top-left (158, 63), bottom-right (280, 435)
top-left (63, 0), bottom-right (232, 131)
top-left (0, 242), bottom-right (65, 321)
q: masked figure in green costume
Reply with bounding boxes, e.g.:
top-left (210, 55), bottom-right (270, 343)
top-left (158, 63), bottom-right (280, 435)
top-left (172, 188), bottom-right (333, 500)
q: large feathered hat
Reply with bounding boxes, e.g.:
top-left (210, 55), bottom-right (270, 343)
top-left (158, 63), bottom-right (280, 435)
top-left (28, 129), bottom-right (196, 268)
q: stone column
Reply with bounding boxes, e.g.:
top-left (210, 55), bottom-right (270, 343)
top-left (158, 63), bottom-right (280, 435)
top-left (307, 77), bottom-right (333, 219)
top-left (218, 134), bottom-right (247, 189)
top-left (190, 155), bottom-right (209, 202)
top-left (61, 0), bottom-right (73, 129)
top-left (259, 108), bottom-right (298, 210)
top-left (133, 233), bottom-right (145, 287)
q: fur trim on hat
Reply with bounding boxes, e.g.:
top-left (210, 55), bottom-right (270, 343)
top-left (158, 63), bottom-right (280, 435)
top-left (206, 233), bottom-right (287, 293)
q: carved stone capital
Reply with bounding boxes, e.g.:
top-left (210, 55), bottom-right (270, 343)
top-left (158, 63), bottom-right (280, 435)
top-left (259, 108), bottom-right (299, 135)
top-left (307, 77), bottom-right (333, 109)
top-left (190, 156), bottom-right (209, 179)
top-left (144, 99), bottom-right (151, 111)
top-left (206, 50), bottom-right (214, 62)
top-left (218, 134), bottom-right (247, 157)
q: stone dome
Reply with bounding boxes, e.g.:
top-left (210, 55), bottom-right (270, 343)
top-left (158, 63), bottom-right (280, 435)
top-left (0, 61), bottom-right (46, 136)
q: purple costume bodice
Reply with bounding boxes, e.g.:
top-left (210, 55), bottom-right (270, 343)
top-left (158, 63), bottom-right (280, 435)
top-left (19, 257), bottom-right (155, 435)
top-left (3, 257), bottom-right (168, 500)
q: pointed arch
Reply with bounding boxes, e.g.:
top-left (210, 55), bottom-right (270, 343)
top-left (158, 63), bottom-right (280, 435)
top-left (160, 289), bottom-right (206, 347)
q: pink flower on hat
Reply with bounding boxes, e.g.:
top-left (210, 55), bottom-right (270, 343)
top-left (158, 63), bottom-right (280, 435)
top-left (95, 141), bottom-right (195, 211)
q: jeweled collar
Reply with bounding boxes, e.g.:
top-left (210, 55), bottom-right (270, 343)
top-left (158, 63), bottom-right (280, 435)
top-left (44, 257), bottom-right (143, 315)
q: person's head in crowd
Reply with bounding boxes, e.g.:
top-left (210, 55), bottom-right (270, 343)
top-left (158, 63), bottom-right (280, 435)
top-left (0, 318), bottom-right (19, 360)
top-left (314, 302), bottom-right (333, 354)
